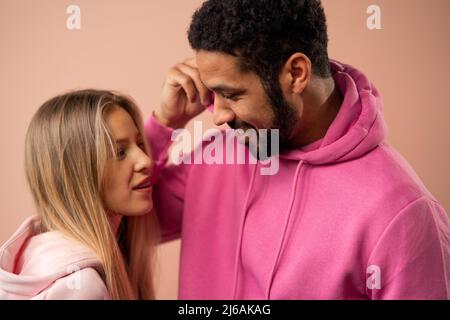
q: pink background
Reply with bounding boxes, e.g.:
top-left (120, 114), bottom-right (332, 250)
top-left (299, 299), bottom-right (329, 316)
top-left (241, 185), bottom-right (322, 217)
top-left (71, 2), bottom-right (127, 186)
top-left (1, 0), bottom-right (449, 299)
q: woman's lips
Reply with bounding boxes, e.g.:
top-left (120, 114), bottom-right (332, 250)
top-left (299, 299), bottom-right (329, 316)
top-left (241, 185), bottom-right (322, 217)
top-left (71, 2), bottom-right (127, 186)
top-left (132, 179), bottom-right (153, 192)
top-left (133, 185), bottom-right (152, 193)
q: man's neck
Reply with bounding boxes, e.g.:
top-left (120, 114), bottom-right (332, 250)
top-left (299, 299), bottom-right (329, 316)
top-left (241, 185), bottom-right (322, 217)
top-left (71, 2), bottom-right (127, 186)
top-left (290, 77), bottom-right (343, 148)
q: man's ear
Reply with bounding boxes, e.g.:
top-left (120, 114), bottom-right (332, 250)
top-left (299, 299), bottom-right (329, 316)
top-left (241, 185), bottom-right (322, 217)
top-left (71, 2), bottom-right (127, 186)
top-left (280, 53), bottom-right (312, 95)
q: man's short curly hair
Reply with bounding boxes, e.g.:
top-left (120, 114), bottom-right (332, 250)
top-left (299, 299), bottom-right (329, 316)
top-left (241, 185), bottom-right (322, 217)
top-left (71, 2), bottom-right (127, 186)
top-left (188, 0), bottom-right (331, 80)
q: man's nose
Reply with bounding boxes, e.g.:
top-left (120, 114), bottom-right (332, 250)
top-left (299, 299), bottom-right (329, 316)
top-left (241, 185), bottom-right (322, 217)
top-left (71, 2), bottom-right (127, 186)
top-left (213, 100), bottom-right (235, 126)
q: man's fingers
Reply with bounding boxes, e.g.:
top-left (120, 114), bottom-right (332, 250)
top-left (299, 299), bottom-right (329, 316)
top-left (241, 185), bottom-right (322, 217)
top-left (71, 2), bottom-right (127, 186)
top-left (177, 63), bottom-right (210, 106)
top-left (166, 67), bottom-right (198, 103)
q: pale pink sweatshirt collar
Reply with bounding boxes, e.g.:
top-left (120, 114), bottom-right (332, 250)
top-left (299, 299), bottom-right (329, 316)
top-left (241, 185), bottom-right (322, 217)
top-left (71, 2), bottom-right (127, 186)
top-left (0, 216), bottom-right (102, 298)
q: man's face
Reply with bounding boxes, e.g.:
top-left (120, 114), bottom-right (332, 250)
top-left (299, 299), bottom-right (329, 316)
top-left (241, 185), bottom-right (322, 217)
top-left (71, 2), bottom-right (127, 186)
top-left (196, 50), bottom-right (296, 153)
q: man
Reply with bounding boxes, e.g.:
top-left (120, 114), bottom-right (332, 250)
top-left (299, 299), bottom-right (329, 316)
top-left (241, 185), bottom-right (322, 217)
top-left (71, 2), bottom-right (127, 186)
top-left (145, 0), bottom-right (450, 299)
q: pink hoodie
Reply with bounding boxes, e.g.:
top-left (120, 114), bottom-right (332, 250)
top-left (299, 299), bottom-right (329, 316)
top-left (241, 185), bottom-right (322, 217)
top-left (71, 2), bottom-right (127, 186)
top-left (0, 216), bottom-right (109, 299)
top-left (146, 60), bottom-right (450, 300)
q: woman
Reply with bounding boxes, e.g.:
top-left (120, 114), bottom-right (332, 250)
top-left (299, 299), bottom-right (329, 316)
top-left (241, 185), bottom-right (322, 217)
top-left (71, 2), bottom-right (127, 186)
top-left (0, 89), bottom-right (159, 299)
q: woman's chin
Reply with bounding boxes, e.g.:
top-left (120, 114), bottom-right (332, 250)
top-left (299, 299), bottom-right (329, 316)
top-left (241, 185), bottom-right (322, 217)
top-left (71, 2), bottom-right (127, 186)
top-left (138, 200), bottom-right (154, 215)
top-left (123, 201), bottom-right (154, 217)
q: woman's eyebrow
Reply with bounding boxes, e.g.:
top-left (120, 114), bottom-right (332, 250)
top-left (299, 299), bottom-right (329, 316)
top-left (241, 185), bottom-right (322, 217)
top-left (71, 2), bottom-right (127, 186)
top-left (115, 138), bottom-right (129, 144)
top-left (115, 133), bottom-right (142, 144)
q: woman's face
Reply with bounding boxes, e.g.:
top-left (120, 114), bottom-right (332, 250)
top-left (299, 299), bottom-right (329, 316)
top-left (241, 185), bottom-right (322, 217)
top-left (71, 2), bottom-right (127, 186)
top-left (102, 106), bottom-right (153, 217)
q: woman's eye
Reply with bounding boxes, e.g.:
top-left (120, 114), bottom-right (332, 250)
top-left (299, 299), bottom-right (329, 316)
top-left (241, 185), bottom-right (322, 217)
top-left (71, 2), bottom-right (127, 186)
top-left (117, 149), bottom-right (126, 159)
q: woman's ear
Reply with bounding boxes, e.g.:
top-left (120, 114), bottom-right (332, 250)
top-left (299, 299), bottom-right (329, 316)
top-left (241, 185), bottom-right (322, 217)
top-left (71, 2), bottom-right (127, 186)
top-left (280, 53), bottom-right (312, 95)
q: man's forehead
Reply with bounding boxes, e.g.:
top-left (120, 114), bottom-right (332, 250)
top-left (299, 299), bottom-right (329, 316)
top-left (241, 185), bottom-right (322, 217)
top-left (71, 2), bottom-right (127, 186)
top-left (196, 51), bottom-right (250, 88)
top-left (196, 51), bottom-right (240, 75)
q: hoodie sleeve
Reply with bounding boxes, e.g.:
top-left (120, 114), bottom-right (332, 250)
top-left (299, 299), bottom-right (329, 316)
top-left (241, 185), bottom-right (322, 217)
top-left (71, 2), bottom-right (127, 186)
top-left (366, 196), bottom-right (450, 300)
top-left (39, 268), bottom-right (109, 300)
top-left (144, 114), bottom-right (190, 242)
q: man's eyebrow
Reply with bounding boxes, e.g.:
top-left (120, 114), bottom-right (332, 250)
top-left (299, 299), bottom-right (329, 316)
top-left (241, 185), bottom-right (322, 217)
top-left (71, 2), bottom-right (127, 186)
top-left (199, 77), bottom-right (244, 93)
top-left (210, 85), bottom-right (245, 94)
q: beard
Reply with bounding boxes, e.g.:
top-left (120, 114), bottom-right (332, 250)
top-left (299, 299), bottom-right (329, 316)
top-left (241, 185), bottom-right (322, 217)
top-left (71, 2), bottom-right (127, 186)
top-left (227, 82), bottom-right (297, 158)
top-left (264, 77), bottom-right (297, 151)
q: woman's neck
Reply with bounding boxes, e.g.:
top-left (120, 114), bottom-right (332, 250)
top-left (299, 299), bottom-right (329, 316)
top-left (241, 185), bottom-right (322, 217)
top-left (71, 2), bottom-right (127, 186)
top-left (109, 213), bottom-right (123, 236)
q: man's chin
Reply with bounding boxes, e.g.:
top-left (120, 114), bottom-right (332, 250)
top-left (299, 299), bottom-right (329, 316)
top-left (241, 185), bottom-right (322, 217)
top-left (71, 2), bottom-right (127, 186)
top-left (236, 136), bottom-right (275, 161)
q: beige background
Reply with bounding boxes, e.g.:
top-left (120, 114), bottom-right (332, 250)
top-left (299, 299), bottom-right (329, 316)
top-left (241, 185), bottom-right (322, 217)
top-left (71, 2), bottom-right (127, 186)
top-left (0, 0), bottom-right (449, 299)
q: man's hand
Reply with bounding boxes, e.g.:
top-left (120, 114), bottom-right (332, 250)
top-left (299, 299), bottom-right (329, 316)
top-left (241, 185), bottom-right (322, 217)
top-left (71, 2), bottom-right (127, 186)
top-left (154, 58), bottom-right (211, 129)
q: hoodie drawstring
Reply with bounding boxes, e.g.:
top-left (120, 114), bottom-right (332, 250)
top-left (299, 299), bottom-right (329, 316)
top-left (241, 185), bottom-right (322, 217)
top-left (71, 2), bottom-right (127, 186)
top-left (231, 162), bottom-right (258, 299)
top-left (265, 160), bottom-right (304, 299)
top-left (231, 160), bottom-right (305, 299)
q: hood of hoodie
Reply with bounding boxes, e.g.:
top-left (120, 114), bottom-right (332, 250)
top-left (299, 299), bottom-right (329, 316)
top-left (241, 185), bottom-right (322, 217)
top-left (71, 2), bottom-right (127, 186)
top-left (279, 59), bottom-right (388, 164)
top-left (0, 216), bottom-right (103, 299)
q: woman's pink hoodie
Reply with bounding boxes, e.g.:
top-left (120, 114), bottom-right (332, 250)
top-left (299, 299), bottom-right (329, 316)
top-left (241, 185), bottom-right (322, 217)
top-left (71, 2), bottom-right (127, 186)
top-left (0, 216), bottom-right (109, 299)
top-left (146, 60), bottom-right (450, 299)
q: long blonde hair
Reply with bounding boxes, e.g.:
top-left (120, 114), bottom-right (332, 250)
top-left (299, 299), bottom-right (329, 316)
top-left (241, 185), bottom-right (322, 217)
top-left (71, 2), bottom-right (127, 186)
top-left (24, 89), bottom-right (160, 299)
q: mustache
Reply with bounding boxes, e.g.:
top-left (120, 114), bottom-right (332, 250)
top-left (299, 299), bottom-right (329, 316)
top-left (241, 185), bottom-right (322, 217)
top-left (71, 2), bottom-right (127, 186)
top-left (227, 119), bottom-right (253, 131)
top-left (227, 119), bottom-right (280, 134)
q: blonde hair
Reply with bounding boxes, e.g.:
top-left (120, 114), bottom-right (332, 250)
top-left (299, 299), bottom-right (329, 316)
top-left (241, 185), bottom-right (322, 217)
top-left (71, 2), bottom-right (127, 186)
top-left (24, 89), bottom-right (160, 299)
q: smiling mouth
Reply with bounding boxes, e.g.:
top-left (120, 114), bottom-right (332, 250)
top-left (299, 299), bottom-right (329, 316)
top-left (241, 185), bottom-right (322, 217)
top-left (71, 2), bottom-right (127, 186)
top-left (133, 183), bottom-right (152, 190)
top-left (132, 178), bottom-right (153, 191)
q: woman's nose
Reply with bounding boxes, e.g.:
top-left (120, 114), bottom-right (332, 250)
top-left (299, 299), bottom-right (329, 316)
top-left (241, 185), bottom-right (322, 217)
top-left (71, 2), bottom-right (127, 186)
top-left (135, 147), bottom-right (153, 173)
